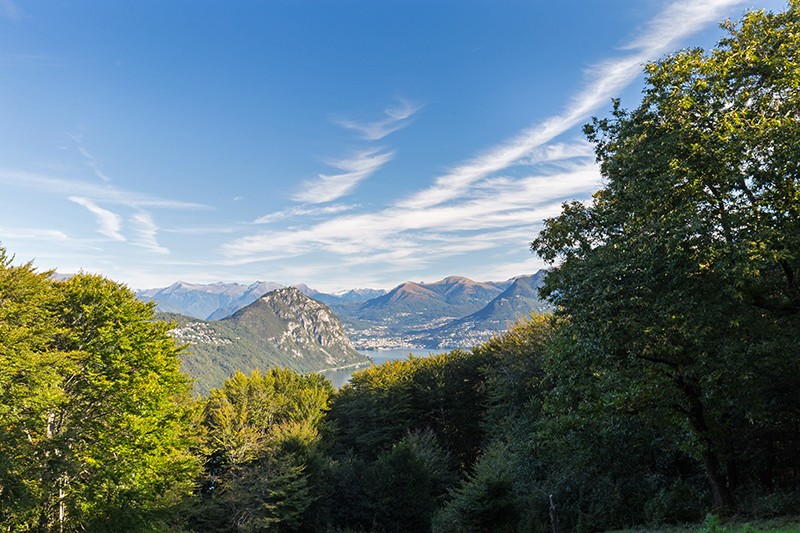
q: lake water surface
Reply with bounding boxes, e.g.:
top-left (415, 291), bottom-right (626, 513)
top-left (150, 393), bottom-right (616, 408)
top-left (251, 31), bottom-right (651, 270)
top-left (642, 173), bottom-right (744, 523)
top-left (322, 348), bottom-right (452, 388)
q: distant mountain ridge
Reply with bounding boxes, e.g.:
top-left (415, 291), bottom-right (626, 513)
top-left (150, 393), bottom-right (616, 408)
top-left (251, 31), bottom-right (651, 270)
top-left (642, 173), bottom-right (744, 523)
top-left (410, 272), bottom-right (551, 348)
top-left (163, 287), bottom-right (369, 394)
top-left (360, 276), bottom-right (506, 315)
top-left (138, 281), bottom-right (386, 320)
top-left (326, 273), bottom-right (546, 349)
top-left (142, 271), bottom-right (549, 351)
top-left (139, 280), bottom-right (282, 320)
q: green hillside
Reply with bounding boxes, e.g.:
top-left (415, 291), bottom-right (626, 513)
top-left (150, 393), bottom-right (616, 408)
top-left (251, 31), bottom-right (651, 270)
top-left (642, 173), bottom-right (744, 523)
top-left (158, 287), bottom-right (369, 394)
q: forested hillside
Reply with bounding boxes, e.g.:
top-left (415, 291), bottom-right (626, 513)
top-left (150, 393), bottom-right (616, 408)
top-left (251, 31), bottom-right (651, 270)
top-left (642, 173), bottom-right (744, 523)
top-left (158, 287), bottom-right (369, 394)
top-left (1, 3), bottom-right (799, 532)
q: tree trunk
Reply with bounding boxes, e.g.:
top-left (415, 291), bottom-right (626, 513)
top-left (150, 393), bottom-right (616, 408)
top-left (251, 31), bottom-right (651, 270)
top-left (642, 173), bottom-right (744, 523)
top-left (675, 373), bottom-right (736, 511)
top-left (549, 493), bottom-right (560, 533)
top-left (701, 448), bottom-right (736, 511)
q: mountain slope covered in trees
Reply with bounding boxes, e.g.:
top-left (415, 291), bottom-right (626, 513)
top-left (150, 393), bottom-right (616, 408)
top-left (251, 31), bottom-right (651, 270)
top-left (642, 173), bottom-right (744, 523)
top-left (163, 287), bottom-right (369, 394)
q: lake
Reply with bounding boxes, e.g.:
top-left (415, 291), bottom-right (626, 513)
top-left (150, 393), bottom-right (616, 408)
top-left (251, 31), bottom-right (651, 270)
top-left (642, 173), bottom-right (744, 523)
top-left (322, 348), bottom-right (453, 388)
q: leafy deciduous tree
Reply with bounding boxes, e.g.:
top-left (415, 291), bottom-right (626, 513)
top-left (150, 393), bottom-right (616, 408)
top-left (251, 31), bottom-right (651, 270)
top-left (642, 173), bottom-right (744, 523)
top-left (0, 254), bottom-right (199, 532)
top-left (532, 2), bottom-right (800, 511)
top-left (196, 368), bottom-right (333, 532)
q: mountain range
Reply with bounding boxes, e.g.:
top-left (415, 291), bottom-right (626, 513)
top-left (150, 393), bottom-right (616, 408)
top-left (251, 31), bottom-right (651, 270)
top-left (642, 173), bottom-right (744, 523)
top-left (357, 276), bottom-right (508, 318)
top-left (138, 281), bottom-right (385, 320)
top-left (162, 287), bottom-right (369, 394)
top-left (139, 281), bottom-right (284, 320)
top-left (140, 271), bottom-right (549, 350)
top-left (408, 272), bottom-right (549, 348)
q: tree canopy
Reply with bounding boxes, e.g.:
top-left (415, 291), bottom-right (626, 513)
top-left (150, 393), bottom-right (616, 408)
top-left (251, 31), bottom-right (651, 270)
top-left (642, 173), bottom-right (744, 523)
top-left (0, 251), bottom-right (199, 532)
top-left (532, 1), bottom-right (800, 512)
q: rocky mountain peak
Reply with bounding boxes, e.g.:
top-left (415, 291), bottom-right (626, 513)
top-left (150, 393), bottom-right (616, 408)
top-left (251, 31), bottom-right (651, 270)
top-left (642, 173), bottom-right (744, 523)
top-left (228, 286), bottom-right (360, 357)
top-left (167, 285), bottom-right (368, 394)
top-left (438, 275), bottom-right (471, 284)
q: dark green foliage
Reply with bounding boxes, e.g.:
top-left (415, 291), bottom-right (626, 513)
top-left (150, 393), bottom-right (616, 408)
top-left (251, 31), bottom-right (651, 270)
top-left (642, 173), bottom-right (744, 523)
top-left (473, 314), bottom-right (549, 441)
top-left (532, 0), bottom-right (800, 519)
top-left (328, 349), bottom-right (487, 469)
top-left (322, 354), bottom-right (479, 532)
top-left (432, 441), bottom-right (521, 533)
top-left (328, 359), bottom-right (418, 459)
top-left (323, 317), bottom-right (553, 532)
top-left (362, 430), bottom-right (454, 533)
top-left (206, 445), bottom-right (312, 533)
top-left (502, 326), bottom-right (711, 531)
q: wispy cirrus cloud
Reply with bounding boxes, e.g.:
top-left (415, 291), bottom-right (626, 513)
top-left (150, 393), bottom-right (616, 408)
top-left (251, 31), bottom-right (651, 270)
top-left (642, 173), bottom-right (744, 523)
top-left (292, 148), bottom-right (394, 204)
top-left (78, 147), bottom-right (113, 183)
top-left (68, 132), bottom-right (113, 183)
top-left (163, 226), bottom-right (237, 235)
top-left (0, 53), bottom-right (57, 67)
top-left (254, 203), bottom-right (357, 224)
top-left (131, 212), bottom-right (169, 255)
top-left (69, 197), bottom-right (125, 241)
top-left (518, 141), bottom-right (595, 166)
top-left (217, 0), bottom-right (749, 288)
top-left (223, 159), bottom-right (602, 262)
top-left (289, 99), bottom-right (418, 205)
top-left (622, 0), bottom-right (745, 52)
top-left (397, 0), bottom-right (747, 210)
top-left (0, 227), bottom-right (69, 242)
top-left (333, 99), bottom-right (421, 141)
top-left (0, 170), bottom-right (209, 210)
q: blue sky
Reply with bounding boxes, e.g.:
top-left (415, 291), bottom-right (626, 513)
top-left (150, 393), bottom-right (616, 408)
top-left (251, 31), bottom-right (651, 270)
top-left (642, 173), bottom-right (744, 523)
top-left (0, 0), bottom-right (786, 292)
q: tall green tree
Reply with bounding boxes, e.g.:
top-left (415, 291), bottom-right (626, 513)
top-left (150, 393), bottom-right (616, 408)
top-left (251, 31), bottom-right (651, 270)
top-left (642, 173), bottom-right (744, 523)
top-left (195, 368), bottom-right (334, 532)
top-left (0, 254), bottom-right (199, 532)
top-left (433, 317), bottom-right (563, 533)
top-left (0, 250), bottom-right (66, 530)
top-left (532, 2), bottom-right (800, 511)
top-left (50, 274), bottom-right (200, 530)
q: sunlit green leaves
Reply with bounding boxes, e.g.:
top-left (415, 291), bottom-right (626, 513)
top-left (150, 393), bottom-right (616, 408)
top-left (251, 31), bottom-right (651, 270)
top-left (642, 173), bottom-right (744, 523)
top-left (0, 258), bottom-right (200, 532)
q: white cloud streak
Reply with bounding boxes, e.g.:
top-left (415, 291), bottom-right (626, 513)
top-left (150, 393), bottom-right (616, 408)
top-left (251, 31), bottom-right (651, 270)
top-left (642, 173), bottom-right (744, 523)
top-left (0, 170), bottom-right (209, 210)
top-left (292, 148), bottom-right (394, 204)
top-left (334, 99), bottom-right (421, 141)
top-left (163, 226), bottom-right (237, 235)
top-left (519, 141), bottom-right (595, 166)
top-left (396, 0), bottom-right (747, 210)
top-left (131, 212), bottom-right (170, 255)
top-left (77, 146), bottom-right (113, 183)
top-left (214, 0), bottom-right (752, 287)
top-left (254, 204), bottom-right (357, 224)
top-left (289, 99), bottom-right (418, 205)
top-left (0, 227), bottom-right (69, 242)
top-left (223, 160), bottom-right (602, 263)
top-left (67, 132), bottom-right (113, 183)
top-left (69, 197), bottom-right (125, 241)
